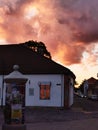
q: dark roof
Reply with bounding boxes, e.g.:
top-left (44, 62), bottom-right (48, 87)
top-left (0, 44), bottom-right (75, 78)
top-left (87, 77), bottom-right (97, 84)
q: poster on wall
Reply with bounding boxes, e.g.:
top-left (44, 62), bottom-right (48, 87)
top-left (11, 104), bottom-right (22, 124)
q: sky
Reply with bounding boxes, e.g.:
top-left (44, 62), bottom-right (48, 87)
top-left (0, 0), bottom-right (98, 86)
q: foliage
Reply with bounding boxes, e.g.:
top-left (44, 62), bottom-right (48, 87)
top-left (23, 40), bottom-right (51, 59)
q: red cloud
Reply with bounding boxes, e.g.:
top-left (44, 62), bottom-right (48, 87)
top-left (0, 0), bottom-right (98, 65)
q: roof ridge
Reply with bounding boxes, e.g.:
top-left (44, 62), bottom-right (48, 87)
top-left (0, 43), bottom-right (75, 78)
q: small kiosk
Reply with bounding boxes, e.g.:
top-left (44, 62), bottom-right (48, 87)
top-left (2, 65), bottom-right (28, 130)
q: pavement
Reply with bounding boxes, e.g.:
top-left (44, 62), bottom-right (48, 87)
top-left (26, 118), bottom-right (98, 130)
top-left (0, 95), bottom-right (98, 130)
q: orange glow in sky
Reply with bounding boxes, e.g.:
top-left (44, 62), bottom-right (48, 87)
top-left (0, 0), bottom-right (98, 86)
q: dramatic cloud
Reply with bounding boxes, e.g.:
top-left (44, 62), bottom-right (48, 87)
top-left (0, 0), bottom-right (98, 65)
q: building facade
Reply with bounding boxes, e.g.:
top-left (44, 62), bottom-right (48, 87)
top-left (0, 44), bottom-right (75, 108)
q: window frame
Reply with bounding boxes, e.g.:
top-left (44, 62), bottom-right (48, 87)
top-left (39, 82), bottom-right (51, 100)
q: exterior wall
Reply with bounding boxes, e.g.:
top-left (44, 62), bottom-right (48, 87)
top-left (64, 75), bottom-right (70, 108)
top-left (69, 78), bottom-right (74, 106)
top-left (69, 86), bottom-right (73, 106)
top-left (0, 76), bottom-right (6, 106)
top-left (64, 76), bottom-right (74, 108)
top-left (0, 74), bottom-right (65, 107)
top-left (0, 76), bottom-right (3, 105)
top-left (25, 74), bottom-right (64, 107)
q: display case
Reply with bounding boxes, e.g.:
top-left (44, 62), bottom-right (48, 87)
top-left (2, 65), bottom-right (28, 130)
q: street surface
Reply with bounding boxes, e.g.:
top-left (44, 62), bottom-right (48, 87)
top-left (0, 95), bottom-right (98, 130)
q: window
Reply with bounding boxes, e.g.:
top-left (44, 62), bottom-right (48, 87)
top-left (29, 88), bottom-right (34, 96)
top-left (39, 82), bottom-right (51, 100)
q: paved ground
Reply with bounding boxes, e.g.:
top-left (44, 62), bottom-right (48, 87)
top-left (0, 95), bottom-right (98, 130)
top-left (26, 118), bottom-right (98, 130)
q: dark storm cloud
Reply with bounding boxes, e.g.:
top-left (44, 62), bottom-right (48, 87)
top-left (55, 0), bottom-right (98, 43)
top-left (0, 0), bottom-right (98, 65)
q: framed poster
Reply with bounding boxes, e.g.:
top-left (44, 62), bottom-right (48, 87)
top-left (11, 104), bottom-right (22, 124)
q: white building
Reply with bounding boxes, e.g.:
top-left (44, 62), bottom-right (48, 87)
top-left (0, 44), bottom-right (76, 109)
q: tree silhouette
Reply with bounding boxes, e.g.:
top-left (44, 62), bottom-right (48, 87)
top-left (79, 79), bottom-right (87, 93)
top-left (23, 40), bottom-right (51, 59)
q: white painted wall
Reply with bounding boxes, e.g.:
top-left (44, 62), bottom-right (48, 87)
top-left (0, 74), bottom-right (65, 107)
top-left (0, 76), bottom-right (3, 105)
top-left (69, 85), bottom-right (73, 106)
top-left (0, 76), bottom-right (6, 106)
top-left (25, 74), bottom-right (64, 107)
